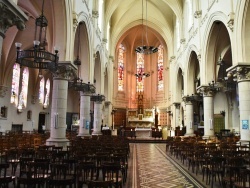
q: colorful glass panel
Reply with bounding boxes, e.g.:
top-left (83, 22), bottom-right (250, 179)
top-left (157, 45), bottom-right (164, 91)
top-left (118, 44), bottom-right (125, 91)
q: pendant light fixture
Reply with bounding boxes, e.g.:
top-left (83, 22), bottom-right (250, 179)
top-left (135, 0), bottom-right (158, 54)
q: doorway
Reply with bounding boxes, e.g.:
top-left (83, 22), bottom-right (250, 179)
top-left (38, 113), bottom-right (46, 133)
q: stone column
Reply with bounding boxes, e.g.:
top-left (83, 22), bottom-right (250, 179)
top-left (91, 94), bottom-right (105, 135)
top-left (172, 103), bottom-right (180, 136)
top-left (46, 62), bottom-right (76, 147)
top-left (182, 96), bottom-right (195, 136)
top-left (92, 101), bottom-right (102, 135)
top-left (227, 64), bottom-right (250, 141)
top-left (197, 86), bottom-right (217, 139)
top-left (78, 93), bottom-right (91, 137)
top-left (104, 101), bottom-right (112, 127)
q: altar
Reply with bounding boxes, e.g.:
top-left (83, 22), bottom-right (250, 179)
top-left (135, 127), bottom-right (152, 138)
top-left (126, 92), bottom-right (156, 138)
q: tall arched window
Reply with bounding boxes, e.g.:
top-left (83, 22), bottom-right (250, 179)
top-left (39, 78), bottom-right (45, 104)
top-left (157, 45), bottom-right (164, 91)
top-left (136, 53), bottom-right (145, 92)
top-left (11, 63), bottom-right (20, 105)
top-left (118, 44), bottom-right (125, 91)
top-left (44, 79), bottom-right (50, 108)
top-left (20, 67), bottom-right (29, 108)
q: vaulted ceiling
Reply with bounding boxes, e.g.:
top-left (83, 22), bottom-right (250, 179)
top-left (105, 0), bottom-right (183, 54)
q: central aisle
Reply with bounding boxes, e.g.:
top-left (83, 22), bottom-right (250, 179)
top-left (126, 143), bottom-right (204, 188)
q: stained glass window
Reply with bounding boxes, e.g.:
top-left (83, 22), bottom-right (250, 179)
top-left (39, 78), bottom-right (45, 104)
top-left (118, 44), bottom-right (125, 91)
top-left (157, 45), bottom-right (164, 91)
top-left (44, 79), bottom-right (50, 108)
top-left (136, 53), bottom-right (144, 92)
top-left (11, 63), bottom-right (20, 105)
top-left (20, 67), bottom-right (29, 108)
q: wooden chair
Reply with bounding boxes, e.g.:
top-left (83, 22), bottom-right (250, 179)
top-left (207, 156), bottom-right (226, 188)
top-left (16, 160), bottom-right (50, 188)
top-left (47, 163), bottom-right (75, 188)
top-left (19, 157), bottom-right (33, 177)
top-left (234, 168), bottom-right (250, 188)
top-left (95, 153), bottom-right (110, 180)
top-left (0, 163), bottom-right (16, 188)
top-left (101, 162), bottom-right (123, 188)
top-left (5, 148), bottom-right (20, 176)
top-left (110, 154), bottom-right (128, 184)
top-left (17, 177), bottom-right (45, 188)
top-left (76, 162), bottom-right (96, 187)
top-left (87, 180), bottom-right (113, 188)
top-left (222, 156), bottom-right (246, 188)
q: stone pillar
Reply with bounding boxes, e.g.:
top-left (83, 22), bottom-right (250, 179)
top-left (92, 101), bottom-right (102, 135)
top-left (183, 96), bottom-right (195, 136)
top-left (78, 93), bottom-right (91, 137)
top-left (173, 103), bottom-right (180, 136)
top-left (91, 94), bottom-right (105, 135)
top-left (197, 86), bottom-right (217, 139)
top-left (227, 64), bottom-right (250, 141)
top-left (104, 101), bottom-right (112, 127)
top-left (46, 62), bottom-right (77, 147)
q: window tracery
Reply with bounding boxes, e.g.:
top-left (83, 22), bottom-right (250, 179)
top-left (44, 79), bottom-right (50, 108)
top-left (118, 44), bottom-right (125, 91)
top-left (136, 53), bottom-right (145, 92)
top-left (39, 78), bottom-right (45, 104)
top-left (157, 45), bottom-right (164, 91)
top-left (11, 63), bottom-right (20, 105)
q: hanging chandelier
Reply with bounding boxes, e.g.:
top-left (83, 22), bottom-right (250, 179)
top-left (15, 0), bottom-right (59, 76)
top-left (135, 0), bottom-right (158, 55)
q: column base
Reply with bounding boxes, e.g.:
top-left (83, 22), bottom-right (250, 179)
top-left (202, 135), bottom-right (216, 140)
top-left (77, 133), bottom-right (91, 137)
top-left (91, 131), bottom-right (103, 136)
top-left (239, 139), bottom-right (250, 144)
top-left (111, 129), bottom-right (117, 136)
top-left (184, 133), bottom-right (196, 137)
top-left (46, 137), bottom-right (70, 149)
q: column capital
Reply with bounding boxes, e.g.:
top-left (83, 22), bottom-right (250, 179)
top-left (227, 63), bottom-right (250, 82)
top-left (91, 94), bottom-right (105, 103)
top-left (105, 101), bottom-right (112, 106)
top-left (0, 0), bottom-right (28, 37)
top-left (69, 80), bottom-right (96, 94)
top-left (182, 95), bottom-right (194, 104)
top-left (53, 61), bottom-right (77, 80)
top-left (173, 102), bottom-right (180, 109)
top-left (197, 82), bottom-right (220, 96)
top-left (80, 91), bottom-right (93, 96)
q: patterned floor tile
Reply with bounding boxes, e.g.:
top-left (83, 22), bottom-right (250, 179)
top-left (131, 143), bottom-right (204, 188)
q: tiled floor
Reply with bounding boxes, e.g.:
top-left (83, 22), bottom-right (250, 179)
top-left (125, 143), bottom-right (222, 188)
